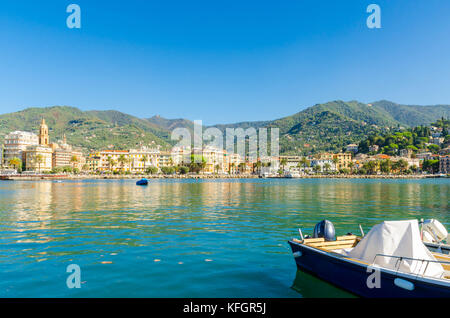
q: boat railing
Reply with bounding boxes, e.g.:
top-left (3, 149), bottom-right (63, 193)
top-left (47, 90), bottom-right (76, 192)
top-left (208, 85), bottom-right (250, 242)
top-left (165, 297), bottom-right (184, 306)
top-left (373, 253), bottom-right (450, 279)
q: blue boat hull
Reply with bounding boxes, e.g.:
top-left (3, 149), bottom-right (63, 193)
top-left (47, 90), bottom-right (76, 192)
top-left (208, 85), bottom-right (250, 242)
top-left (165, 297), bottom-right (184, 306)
top-left (136, 179), bottom-right (148, 186)
top-left (288, 240), bottom-right (450, 298)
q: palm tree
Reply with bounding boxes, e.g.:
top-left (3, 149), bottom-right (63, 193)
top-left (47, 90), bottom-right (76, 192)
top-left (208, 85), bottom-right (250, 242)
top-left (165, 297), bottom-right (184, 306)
top-left (348, 162), bottom-right (354, 174)
top-left (299, 156), bottom-right (310, 173)
top-left (141, 155), bottom-right (148, 172)
top-left (35, 154), bottom-right (44, 173)
top-left (280, 158), bottom-right (287, 171)
top-left (118, 154), bottom-right (129, 172)
top-left (397, 159), bottom-right (409, 174)
top-left (70, 155), bottom-right (78, 170)
top-left (230, 162), bottom-right (236, 174)
top-left (254, 160), bottom-right (262, 174)
top-left (323, 162), bottom-right (331, 173)
top-left (106, 156), bottom-right (115, 172)
top-left (379, 159), bottom-right (391, 174)
top-left (9, 157), bottom-right (22, 172)
top-left (313, 164), bottom-right (321, 174)
top-left (332, 157), bottom-right (339, 170)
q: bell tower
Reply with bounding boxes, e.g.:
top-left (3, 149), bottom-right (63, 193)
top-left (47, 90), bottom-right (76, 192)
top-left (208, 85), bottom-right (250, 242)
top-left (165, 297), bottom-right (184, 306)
top-left (39, 118), bottom-right (49, 146)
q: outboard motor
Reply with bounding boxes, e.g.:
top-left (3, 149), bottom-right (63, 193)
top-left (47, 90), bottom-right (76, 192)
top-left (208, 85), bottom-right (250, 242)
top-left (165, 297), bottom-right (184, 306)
top-left (422, 219), bottom-right (448, 243)
top-left (313, 220), bottom-right (336, 241)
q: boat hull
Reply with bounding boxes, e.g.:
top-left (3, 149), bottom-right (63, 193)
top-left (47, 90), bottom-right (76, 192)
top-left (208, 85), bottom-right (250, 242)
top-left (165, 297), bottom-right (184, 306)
top-left (288, 240), bottom-right (450, 298)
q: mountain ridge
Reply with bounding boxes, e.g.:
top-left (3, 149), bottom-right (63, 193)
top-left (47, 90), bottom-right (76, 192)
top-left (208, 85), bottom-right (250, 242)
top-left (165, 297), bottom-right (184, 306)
top-left (0, 100), bottom-right (449, 154)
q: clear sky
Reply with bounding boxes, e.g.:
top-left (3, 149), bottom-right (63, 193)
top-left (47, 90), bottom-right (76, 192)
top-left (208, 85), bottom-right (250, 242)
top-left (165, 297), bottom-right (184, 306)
top-left (1, 1), bottom-right (450, 124)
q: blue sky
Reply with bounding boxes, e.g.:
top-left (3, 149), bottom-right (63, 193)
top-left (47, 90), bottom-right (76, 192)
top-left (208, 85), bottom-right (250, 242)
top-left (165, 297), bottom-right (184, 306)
top-left (1, 1), bottom-right (450, 124)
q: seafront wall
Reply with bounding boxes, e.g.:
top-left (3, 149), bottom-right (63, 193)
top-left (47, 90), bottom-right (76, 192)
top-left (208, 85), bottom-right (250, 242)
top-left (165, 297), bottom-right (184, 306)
top-left (0, 174), bottom-right (446, 181)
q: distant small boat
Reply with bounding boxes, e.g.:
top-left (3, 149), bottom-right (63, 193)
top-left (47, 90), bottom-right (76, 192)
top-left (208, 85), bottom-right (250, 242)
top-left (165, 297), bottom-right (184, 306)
top-left (136, 178), bottom-right (148, 186)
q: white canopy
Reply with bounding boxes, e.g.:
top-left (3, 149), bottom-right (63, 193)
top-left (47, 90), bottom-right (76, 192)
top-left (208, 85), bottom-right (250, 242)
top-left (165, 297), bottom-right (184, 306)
top-left (345, 220), bottom-right (444, 278)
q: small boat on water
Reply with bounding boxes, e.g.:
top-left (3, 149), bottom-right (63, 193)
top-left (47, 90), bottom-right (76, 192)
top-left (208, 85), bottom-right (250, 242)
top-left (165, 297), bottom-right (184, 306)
top-left (288, 220), bottom-right (450, 297)
top-left (136, 178), bottom-right (148, 186)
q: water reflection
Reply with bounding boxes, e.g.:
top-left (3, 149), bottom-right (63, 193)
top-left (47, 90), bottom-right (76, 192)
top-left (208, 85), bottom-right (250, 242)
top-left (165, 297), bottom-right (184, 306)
top-left (291, 270), bottom-right (355, 298)
top-left (0, 178), bottom-right (448, 297)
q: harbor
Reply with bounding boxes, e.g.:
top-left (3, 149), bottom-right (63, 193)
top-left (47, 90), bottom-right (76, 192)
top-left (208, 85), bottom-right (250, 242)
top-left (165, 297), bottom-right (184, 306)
top-left (0, 178), bottom-right (448, 297)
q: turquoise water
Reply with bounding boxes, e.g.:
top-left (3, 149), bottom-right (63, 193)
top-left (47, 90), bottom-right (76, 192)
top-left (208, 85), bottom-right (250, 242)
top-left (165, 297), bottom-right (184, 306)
top-left (0, 178), bottom-right (448, 297)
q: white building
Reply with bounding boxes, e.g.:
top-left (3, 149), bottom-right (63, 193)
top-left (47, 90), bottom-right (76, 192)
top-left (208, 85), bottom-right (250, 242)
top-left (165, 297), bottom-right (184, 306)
top-left (310, 159), bottom-right (337, 172)
top-left (2, 131), bottom-right (39, 167)
top-left (24, 145), bottom-right (53, 172)
top-left (439, 156), bottom-right (450, 174)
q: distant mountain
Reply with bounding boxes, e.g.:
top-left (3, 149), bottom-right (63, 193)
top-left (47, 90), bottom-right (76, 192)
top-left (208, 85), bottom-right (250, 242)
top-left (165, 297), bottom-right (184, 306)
top-left (210, 100), bottom-right (450, 154)
top-left (0, 106), bottom-right (171, 152)
top-left (0, 101), bottom-right (449, 155)
top-left (370, 100), bottom-right (450, 127)
top-left (146, 115), bottom-right (195, 132)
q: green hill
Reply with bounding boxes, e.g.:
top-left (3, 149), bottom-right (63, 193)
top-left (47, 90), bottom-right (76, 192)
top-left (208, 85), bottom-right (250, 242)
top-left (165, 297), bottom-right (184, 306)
top-left (0, 101), bottom-right (449, 155)
top-left (0, 106), bottom-right (171, 153)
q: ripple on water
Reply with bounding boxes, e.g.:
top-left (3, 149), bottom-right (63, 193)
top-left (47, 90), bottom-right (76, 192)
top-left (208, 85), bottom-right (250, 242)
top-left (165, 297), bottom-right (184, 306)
top-left (0, 178), bottom-right (448, 297)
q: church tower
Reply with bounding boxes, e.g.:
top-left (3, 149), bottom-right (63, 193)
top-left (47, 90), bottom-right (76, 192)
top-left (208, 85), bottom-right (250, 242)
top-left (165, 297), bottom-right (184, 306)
top-left (39, 118), bottom-right (49, 146)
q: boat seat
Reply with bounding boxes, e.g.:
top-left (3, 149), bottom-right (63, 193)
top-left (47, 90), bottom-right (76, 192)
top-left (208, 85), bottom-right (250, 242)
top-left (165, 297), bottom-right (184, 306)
top-left (305, 235), bottom-right (359, 251)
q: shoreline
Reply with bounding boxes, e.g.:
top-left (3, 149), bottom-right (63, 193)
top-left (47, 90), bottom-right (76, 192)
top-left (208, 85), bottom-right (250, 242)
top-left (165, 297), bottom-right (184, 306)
top-left (0, 174), bottom-right (447, 181)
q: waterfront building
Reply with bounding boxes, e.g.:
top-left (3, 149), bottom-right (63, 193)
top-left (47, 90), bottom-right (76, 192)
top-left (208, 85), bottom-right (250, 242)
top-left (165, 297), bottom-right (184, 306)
top-left (129, 147), bottom-right (160, 173)
top-left (38, 118), bottom-right (49, 146)
top-left (310, 159), bottom-right (337, 172)
top-left (53, 148), bottom-right (85, 170)
top-left (439, 156), bottom-right (450, 174)
top-left (52, 134), bottom-right (85, 170)
top-left (333, 153), bottom-right (352, 170)
top-left (2, 131), bottom-right (39, 167)
top-left (86, 153), bottom-right (101, 171)
top-left (202, 146), bottom-right (225, 174)
top-left (226, 153), bottom-right (243, 174)
top-left (158, 151), bottom-right (174, 168)
top-left (96, 150), bottom-right (130, 172)
top-left (170, 146), bottom-right (192, 166)
top-left (279, 155), bottom-right (302, 173)
top-left (24, 145), bottom-right (53, 172)
top-left (22, 119), bottom-right (54, 172)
